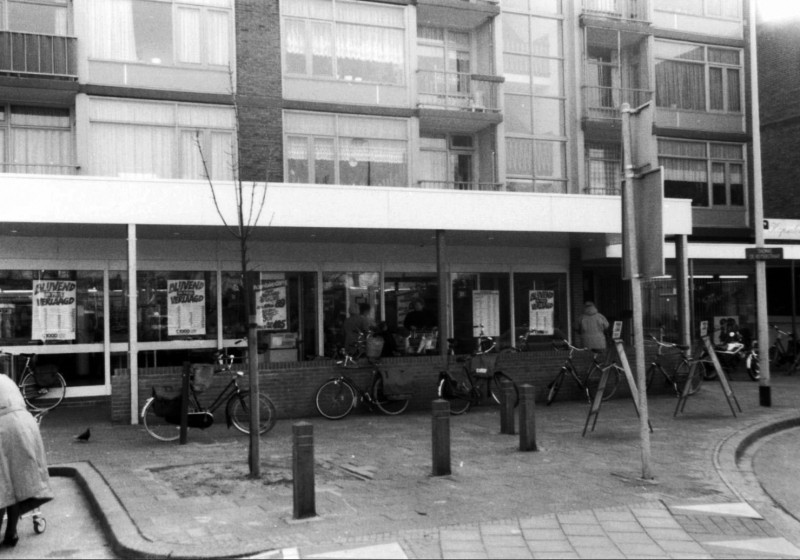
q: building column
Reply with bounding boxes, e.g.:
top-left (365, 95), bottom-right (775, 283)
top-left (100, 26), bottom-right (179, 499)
top-left (675, 235), bottom-right (691, 349)
top-left (127, 224), bottom-right (139, 424)
top-left (436, 230), bottom-right (449, 357)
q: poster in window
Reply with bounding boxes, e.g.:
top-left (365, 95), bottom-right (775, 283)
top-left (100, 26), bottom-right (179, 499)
top-left (255, 273), bottom-right (287, 331)
top-left (167, 279), bottom-right (206, 336)
top-left (472, 290), bottom-right (500, 337)
top-left (528, 290), bottom-right (554, 335)
top-left (31, 280), bottom-right (76, 341)
top-left (713, 315), bottom-right (740, 345)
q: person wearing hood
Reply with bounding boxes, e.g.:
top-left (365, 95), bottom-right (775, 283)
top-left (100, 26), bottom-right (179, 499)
top-left (577, 301), bottom-right (609, 352)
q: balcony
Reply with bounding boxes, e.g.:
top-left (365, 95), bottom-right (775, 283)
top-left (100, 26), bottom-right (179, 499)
top-left (582, 0), bottom-right (649, 22)
top-left (417, 0), bottom-right (499, 30)
top-left (417, 70), bottom-right (503, 133)
top-left (0, 31), bottom-right (77, 78)
top-left (582, 85), bottom-right (653, 120)
top-left (417, 180), bottom-right (503, 192)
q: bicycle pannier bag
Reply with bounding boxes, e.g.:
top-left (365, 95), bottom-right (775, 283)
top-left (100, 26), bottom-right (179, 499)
top-left (366, 336), bottom-right (384, 360)
top-left (151, 386), bottom-right (182, 420)
top-left (190, 364), bottom-right (215, 393)
top-left (469, 353), bottom-right (497, 378)
top-left (379, 368), bottom-right (413, 400)
top-left (33, 364), bottom-right (59, 387)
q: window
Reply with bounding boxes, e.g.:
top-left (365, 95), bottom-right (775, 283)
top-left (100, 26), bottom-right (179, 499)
top-left (284, 111), bottom-right (408, 187)
top-left (655, 41), bottom-right (742, 113)
top-left (137, 270), bottom-right (217, 342)
top-left (659, 139), bottom-right (745, 207)
top-left (585, 143), bottom-right (621, 195)
top-left (87, 0), bottom-right (231, 68)
top-left (88, 98), bottom-right (235, 180)
top-left (653, 0), bottom-right (740, 19)
top-left (511, 273), bottom-right (568, 348)
top-left (0, 105), bottom-right (74, 174)
top-left (3, 0), bottom-right (68, 34)
top-left (323, 271), bottom-right (380, 358)
top-left (281, 0), bottom-right (405, 85)
top-left (502, 6), bottom-right (566, 193)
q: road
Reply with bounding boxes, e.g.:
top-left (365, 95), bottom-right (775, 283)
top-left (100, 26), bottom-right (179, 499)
top-left (753, 425), bottom-right (800, 526)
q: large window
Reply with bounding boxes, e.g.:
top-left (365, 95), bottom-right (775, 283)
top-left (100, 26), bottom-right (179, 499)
top-left (323, 271), bottom-right (380, 358)
top-left (87, 0), bottom-right (231, 68)
top-left (2, 0), bottom-right (68, 34)
top-left (585, 143), bottom-right (621, 195)
top-left (281, 0), bottom-right (405, 85)
top-left (659, 139), bottom-right (745, 207)
top-left (285, 111), bottom-right (408, 187)
top-left (653, 0), bottom-right (741, 19)
top-left (0, 105), bottom-right (74, 174)
top-left (502, 4), bottom-right (566, 193)
top-left (89, 98), bottom-right (235, 180)
top-left (655, 41), bottom-right (742, 113)
top-left (137, 270), bottom-right (217, 342)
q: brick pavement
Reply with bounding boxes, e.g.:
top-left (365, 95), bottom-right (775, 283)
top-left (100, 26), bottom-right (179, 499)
top-left (30, 375), bottom-right (800, 559)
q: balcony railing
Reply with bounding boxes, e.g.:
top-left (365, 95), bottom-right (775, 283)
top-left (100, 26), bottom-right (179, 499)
top-left (582, 0), bottom-right (648, 21)
top-left (417, 180), bottom-right (504, 192)
top-left (417, 70), bottom-right (500, 113)
top-left (583, 186), bottom-right (620, 196)
top-left (0, 31), bottom-right (77, 78)
top-left (1, 163), bottom-right (79, 175)
top-left (582, 86), bottom-right (653, 120)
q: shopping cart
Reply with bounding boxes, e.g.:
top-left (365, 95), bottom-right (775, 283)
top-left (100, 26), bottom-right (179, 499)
top-left (19, 409), bottom-right (47, 535)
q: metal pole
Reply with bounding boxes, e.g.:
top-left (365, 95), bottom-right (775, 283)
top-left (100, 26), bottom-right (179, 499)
top-left (621, 103), bottom-right (653, 480)
top-left (749, 0), bottom-right (771, 406)
top-left (792, 260), bottom-right (797, 342)
top-left (436, 230), bottom-right (448, 357)
top-left (127, 224), bottom-right (139, 425)
top-left (676, 235), bottom-right (692, 352)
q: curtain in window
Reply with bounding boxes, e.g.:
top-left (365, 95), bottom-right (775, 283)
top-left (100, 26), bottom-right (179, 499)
top-left (661, 157), bottom-right (706, 182)
top-left (506, 138), bottom-right (533, 176)
top-left (281, 0), bottom-right (333, 19)
top-left (313, 137), bottom-right (335, 184)
top-left (286, 136), bottom-right (309, 183)
top-left (210, 132), bottom-right (234, 180)
top-left (655, 60), bottom-right (705, 110)
top-left (206, 10), bottom-right (230, 66)
top-left (335, 1), bottom-right (403, 27)
top-left (177, 8), bottom-right (202, 64)
top-left (88, 0), bottom-right (136, 61)
top-left (727, 69), bottom-right (741, 112)
top-left (709, 67), bottom-right (723, 110)
top-left (11, 129), bottom-right (71, 174)
top-left (91, 123), bottom-right (173, 178)
top-left (534, 141), bottom-right (555, 176)
top-left (0, 131), bottom-right (5, 169)
top-left (336, 24), bottom-right (404, 82)
top-left (181, 130), bottom-right (204, 179)
top-left (710, 143), bottom-right (742, 159)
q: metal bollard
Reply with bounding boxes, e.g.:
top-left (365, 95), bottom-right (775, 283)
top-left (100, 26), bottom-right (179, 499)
top-left (500, 379), bottom-right (515, 435)
top-left (292, 422), bottom-right (316, 519)
top-left (180, 362), bottom-right (190, 445)
top-left (431, 399), bottom-right (451, 476)
top-left (519, 384), bottom-right (537, 452)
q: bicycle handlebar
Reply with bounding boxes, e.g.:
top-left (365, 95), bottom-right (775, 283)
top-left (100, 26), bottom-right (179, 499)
top-left (552, 339), bottom-right (588, 355)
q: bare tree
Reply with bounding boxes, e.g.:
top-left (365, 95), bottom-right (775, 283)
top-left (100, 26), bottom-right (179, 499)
top-left (196, 80), bottom-right (268, 478)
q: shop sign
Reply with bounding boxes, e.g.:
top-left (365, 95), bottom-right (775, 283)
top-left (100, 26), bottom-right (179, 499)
top-left (528, 290), bottom-right (554, 335)
top-left (472, 290), bottom-right (500, 337)
top-left (745, 247), bottom-right (783, 261)
top-left (764, 219), bottom-right (800, 240)
top-left (167, 280), bottom-right (206, 336)
top-left (255, 273), bottom-right (287, 331)
top-left (31, 280), bottom-right (76, 341)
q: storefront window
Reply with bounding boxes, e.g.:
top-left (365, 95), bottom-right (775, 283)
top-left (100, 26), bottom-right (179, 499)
top-left (451, 273), bottom-right (511, 352)
top-left (384, 273), bottom-right (438, 356)
top-left (137, 271), bottom-right (217, 341)
top-left (323, 271), bottom-right (379, 357)
top-left (512, 273), bottom-right (568, 349)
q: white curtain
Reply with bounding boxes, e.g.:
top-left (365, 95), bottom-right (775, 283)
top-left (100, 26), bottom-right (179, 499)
top-left (88, 0), bottom-right (136, 61)
top-left (206, 10), bottom-right (230, 66)
top-left (91, 123), bottom-right (173, 178)
top-left (210, 131), bottom-right (234, 180)
top-left (180, 130), bottom-right (204, 179)
top-left (336, 24), bottom-right (403, 65)
top-left (177, 7), bottom-right (202, 64)
top-left (12, 129), bottom-right (72, 173)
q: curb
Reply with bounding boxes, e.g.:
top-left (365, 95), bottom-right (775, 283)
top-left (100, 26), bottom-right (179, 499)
top-left (50, 462), bottom-right (278, 560)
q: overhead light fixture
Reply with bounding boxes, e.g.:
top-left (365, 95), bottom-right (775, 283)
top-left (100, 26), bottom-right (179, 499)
top-left (691, 275), bottom-right (714, 279)
top-left (719, 275), bottom-right (749, 279)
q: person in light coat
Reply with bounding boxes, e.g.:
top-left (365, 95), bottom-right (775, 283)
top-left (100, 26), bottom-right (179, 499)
top-left (0, 373), bottom-right (53, 548)
top-left (577, 301), bottom-right (610, 352)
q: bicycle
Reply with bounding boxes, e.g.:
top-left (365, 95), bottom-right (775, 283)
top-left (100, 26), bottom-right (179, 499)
top-left (546, 339), bottom-right (620, 406)
top-left (645, 335), bottom-right (705, 397)
top-left (314, 331), bottom-right (410, 419)
top-left (437, 325), bottom-right (519, 415)
top-left (699, 328), bottom-right (760, 381)
top-left (0, 351), bottom-right (66, 412)
top-left (141, 346), bottom-right (277, 441)
top-left (769, 324), bottom-right (798, 371)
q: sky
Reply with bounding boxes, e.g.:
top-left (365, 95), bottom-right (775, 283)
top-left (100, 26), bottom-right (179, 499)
top-left (757, 0), bottom-right (800, 22)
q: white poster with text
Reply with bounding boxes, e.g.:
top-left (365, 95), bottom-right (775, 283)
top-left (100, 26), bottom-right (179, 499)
top-left (472, 290), bottom-right (500, 337)
top-left (167, 280), bottom-right (206, 336)
top-left (528, 290), bottom-right (554, 335)
top-left (32, 280), bottom-right (76, 341)
top-left (255, 274), bottom-right (288, 331)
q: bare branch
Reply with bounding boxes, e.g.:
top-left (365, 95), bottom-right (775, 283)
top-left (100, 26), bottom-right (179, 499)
top-left (195, 131), bottom-right (240, 239)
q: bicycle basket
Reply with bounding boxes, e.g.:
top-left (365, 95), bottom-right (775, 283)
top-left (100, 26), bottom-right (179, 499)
top-left (366, 335), bottom-right (384, 360)
top-left (190, 364), bottom-right (215, 393)
top-left (33, 364), bottom-right (59, 388)
top-left (469, 353), bottom-right (497, 378)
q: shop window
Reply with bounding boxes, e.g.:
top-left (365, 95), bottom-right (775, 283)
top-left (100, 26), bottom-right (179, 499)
top-left (383, 273), bottom-right (438, 356)
top-left (137, 271), bottom-right (217, 342)
top-left (323, 271), bottom-right (379, 358)
top-left (451, 273), bottom-right (510, 352)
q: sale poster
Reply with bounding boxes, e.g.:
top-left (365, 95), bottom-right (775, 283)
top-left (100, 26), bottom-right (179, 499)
top-left (255, 273), bottom-right (287, 331)
top-left (472, 290), bottom-right (500, 337)
top-left (31, 280), bottom-right (77, 341)
top-left (167, 279), bottom-right (206, 336)
top-left (528, 290), bottom-right (554, 335)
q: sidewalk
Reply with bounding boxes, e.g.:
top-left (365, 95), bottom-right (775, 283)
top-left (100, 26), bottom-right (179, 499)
top-left (30, 374), bottom-right (800, 558)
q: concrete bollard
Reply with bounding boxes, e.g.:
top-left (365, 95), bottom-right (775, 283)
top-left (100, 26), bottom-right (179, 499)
top-left (292, 422), bottom-right (316, 519)
top-left (519, 384), bottom-right (537, 452)
top-left (431, 399), bottom-right (451, 476)
top-left (500, 379), bottom-right (516, 435)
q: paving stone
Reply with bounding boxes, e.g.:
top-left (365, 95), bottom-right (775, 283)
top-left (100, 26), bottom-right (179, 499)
top-left (520, 516), bottom-right (561, 530)
top-left (566, 536), bottom-right (616, 548)
top-left (594, 511), bottom-right (637, 523)
top-left (522, 528), bottom-right (570, 541)
top-left (600, 520), bottom-right (642, 533)
top-left (630, 507), bottom-right (671, 518)
top-left (481, 535), bottom-right (528, 549)
top-left (561, 523), bottom-right (606, 536)
top-left (526, 540), bottom-right (576, 553)
top-left (531, 553), bottom-right (579, 560)
top-left (572, 546), bottom-right (625, 559)
top-left (639, 517), bottom-right (683, 529)
top-left (440, 529), bottom-right (482, 541)
top-left (657, 539), bottom-right (707, 554)
top-left (558, 513), bottom-right (598, 524)
top-left (486, 546), bottom-right (534, 559)
top-left (441, 551), bottom-right (489, 559)
top-left (481, 524), bottom-right (523, 535)
top-left (615, 542), bottom-right (667, 557)
top-left (646, 528), bottom-right (695, 542)
top-left (606, 532), bottom-right (658, 545)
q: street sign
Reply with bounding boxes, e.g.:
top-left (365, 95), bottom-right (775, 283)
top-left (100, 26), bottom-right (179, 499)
top-left (745, 247), bottom-right (783, 261)
top-left (623, 167), bottom-right (664, 279)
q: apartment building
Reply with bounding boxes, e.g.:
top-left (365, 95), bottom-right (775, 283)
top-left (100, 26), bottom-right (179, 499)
top-left (0, 0), bottom-right (761, 419)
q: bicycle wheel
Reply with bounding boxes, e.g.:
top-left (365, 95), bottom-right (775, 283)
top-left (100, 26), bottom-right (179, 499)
top-left (372, 377), bottom-right (409, 416)
top-left (315, 378), bottom-right (356, 420)
top-left (437, 376), bottom-right (471, 415)
top-left (674, 360), bottom-right (703, 396)
top-left (585, 365), bottom-right (619, 402)
top-left (545, 370), bottom-right (566, 406)
top-left (489, 372), bottom-right (519, 407)
top-left (141, 398), bottom-right (181, 442)
top-left (227, 392), bottom-right (277, 435)
top-left (19, 371), bottom-right (66, 412)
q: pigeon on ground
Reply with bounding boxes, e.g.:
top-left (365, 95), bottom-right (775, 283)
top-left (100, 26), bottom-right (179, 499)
top-left (74, 428), bottom-right (91, 442)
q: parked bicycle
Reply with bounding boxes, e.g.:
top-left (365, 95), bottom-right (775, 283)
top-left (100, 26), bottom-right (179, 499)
top-left (645, 335), bottom-right (705, 397)
top-left (314, 331), bottom-right (410, 419)
top-left (546, 339), bottom-right (620, 406)
top-left (0, 351), bottom-right (66, 412)
top-left (437, 325), bottom-right (519, 415)
top-left (699, 328), bottom-right (760, 381)
top-left (768, 324), bottom-right (798, 371)
top-left (141, 346), bottom-right (277, 441)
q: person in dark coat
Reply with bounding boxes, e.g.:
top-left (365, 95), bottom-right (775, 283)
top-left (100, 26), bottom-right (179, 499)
top-left (0, 374), bottom-right (53, 548)
top-left (577, 301), bottom-right (610, 352)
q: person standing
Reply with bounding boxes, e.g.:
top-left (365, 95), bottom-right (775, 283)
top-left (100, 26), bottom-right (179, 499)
top-left (0, 373), bottom-right (53, 548)
top-left (342, 303), bottom-right (373, 355)
top-left (577, 301), bottom-right (610, 352)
